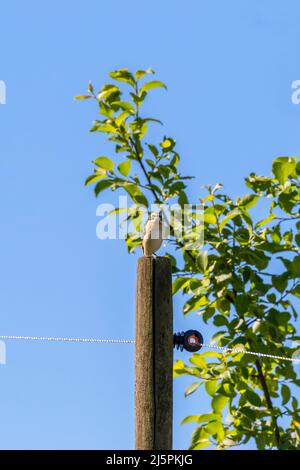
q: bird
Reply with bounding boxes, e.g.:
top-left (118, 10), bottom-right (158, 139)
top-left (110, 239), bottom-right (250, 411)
top-left (142, 212), bottom-right (163, 257)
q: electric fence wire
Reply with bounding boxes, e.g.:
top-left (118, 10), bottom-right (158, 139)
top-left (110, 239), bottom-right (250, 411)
top-left (0, 335), bottom-right (299, 364)
top-left (0, 335), bottom-right (135, 344)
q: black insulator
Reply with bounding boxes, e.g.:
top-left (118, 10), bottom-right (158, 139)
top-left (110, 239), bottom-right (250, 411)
top-left (173, 330), bottom-right (203, 353)
top-left (173, 331), bottom-right (185, 351)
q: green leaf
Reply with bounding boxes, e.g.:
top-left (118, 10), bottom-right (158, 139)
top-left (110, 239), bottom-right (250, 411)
top-left (215, 273), bottom-right (232, 284)
top-left (289, 255), bottom-right (300, 277)
top-left (135, 68), bottom-right (154, 80)
top-left (173, 359), bottom-right (186, 377)
top-left (178, 191), bottom-right (189, 208)
top-left (205, 421), bottom-right (224, 440)
top-left (181, 415), bottom-right (201, 425)
top-left (183, 295), bottom-right (209, 314)
top-left (204, 212), bottom-right (217, 225)
top-left (134, 195), bottom-right (148, 207)
top-left (85, 170), bottom-right (106, 186)
top-left (97, 84), bottom-right (120, 101)
top-left (234, 294), bottom-right (249, 315)
top-left (210, 331), bottom-right (226, 345)
top-left (252, 319), bottom-right (262, 333)
top-left (255, 212), bottom-right (275, 228)
top-left (212, 395), bottom-right (229, 413)
top-left (191, 439), bottom-right (212, 450)
top-left (182, 414), bottom-right (221, 427)
top-left (147, 143), bottom-right (159, 156)
top-left (74, 94), bottom-right (92, 100)
top-left (185, 381), bottom-right (200, 397)
top-left (241, 406), bottom-right (256, 420)
top-left (244, 390), bottom-right (261, 407)
top-left (130, 91), bottom-right (147, 106)
top-left (160, 138), bottom-right (175, 151)
top-left (281, 384), bottom-right (291, 405)
top-left (205, 380), bottom-right (218, 396)
top-left (272, 157), bottom-right (297, 185)
top-left (145, 159), bottom-right (155, 168)
top-left (272, 274), bottom-right (288, 293)
top-left (140, 80), bottom-right (167, 94)
top-left (190, 426), bottom-right (211, 450)
top-left (172, 277), bottom-right (190, 294)
top-left (94, 157), bottom-right (114, 171)
top-left (111, 101), bottom-right (135, 114)
top-left (197, 251), bottom-right (208, 273)
top-left (123, 183), bottom-right (148, 207)
top-left (117, 160), bottom-right (131, 177)
top-left (144, 117), bottom-right (163, 126)
top-left (189, 354), bottom-right (207, 369)
top-left (240, 208), bottom-right (253, 232)
top-left (94, 179), bottom-right (114, 196)
top-left (278, 190), bottom-right (299, 214)
top-left (90, 120), bottom-right (117, 133)
top-left (255, 433), bottom-right (266, 450)
top-left (213, 315), bottom-right (228, 326)
top-left (219, 208), bottom-right (240, 231)
top-left (196, 413), bottom-right (221, 424)
top-left (220, 383), bottom-right (235, 398)
top-left (115, 111), bottom-right (130, 127)
top-left (109, 68), bottom-right (136, 86)
top-left (222, 437), bottom-right (238, 448)
top-left (291, 285), bottom-right (300, 298)
top-left (98, 101), bottom-right (114, 118)
top-left (238, 194), bottom-right (259, 209)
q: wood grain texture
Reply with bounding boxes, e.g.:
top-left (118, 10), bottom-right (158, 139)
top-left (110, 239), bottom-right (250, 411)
top-left (135, 256), bottom-right (173, 450)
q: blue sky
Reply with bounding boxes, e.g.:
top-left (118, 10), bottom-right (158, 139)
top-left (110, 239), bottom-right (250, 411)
top-left (0, 0), bottom-right (300, 450)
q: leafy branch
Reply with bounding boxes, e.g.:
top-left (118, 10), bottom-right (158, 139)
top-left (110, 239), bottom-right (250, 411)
top-left (76, 68), bottom-right (300, 450)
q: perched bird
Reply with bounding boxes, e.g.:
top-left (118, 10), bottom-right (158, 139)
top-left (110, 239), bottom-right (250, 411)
top-left (142, 212), bottom-right (163, 257)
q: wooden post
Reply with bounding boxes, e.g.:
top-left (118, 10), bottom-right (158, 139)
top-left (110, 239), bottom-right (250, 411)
top-left (135, 256), bottom-right (173, 450)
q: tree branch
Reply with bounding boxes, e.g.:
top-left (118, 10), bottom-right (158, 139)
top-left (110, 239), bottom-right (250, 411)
top-left (255, 358), bottom-right (281, 448)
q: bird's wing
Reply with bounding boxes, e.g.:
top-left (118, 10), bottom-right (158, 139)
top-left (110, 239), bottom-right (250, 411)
top-left (143, 219), bottom-right (153, 238)
top-left (142, 220), bottom-right (152, 253)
